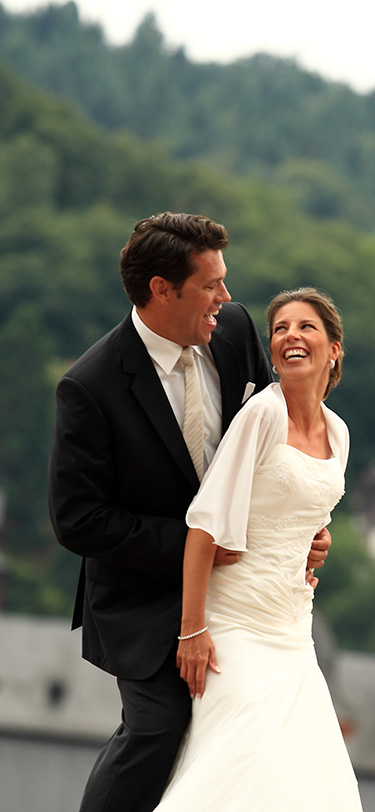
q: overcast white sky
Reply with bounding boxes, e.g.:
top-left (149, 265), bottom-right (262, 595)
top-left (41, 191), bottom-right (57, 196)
top-left (3, 0), bottom-right (375, 93)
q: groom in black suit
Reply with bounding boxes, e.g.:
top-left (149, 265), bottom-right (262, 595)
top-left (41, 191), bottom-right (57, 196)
top-left (48, 212), bottom-right (328, 812)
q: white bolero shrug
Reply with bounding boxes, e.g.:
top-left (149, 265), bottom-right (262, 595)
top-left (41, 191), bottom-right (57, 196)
top-left (186, 382), bottom-right (349, 552)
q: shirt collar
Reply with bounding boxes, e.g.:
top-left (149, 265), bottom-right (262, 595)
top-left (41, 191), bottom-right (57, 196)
top-left (132, 307), bottom-right (204, 374)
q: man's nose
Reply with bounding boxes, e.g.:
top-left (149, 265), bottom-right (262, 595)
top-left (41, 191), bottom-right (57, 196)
top-left (217, 282), bottom-right (231, 302)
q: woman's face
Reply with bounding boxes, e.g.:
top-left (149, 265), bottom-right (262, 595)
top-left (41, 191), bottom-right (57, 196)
top-left (270, 301), bottom-right (340, 389)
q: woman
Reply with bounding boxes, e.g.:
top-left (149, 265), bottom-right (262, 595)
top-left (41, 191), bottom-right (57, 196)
top-left (154, 287), bottom-right (363, 811)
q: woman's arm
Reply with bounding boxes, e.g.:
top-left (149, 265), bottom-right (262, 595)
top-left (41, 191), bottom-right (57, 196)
top-left (176, 528), bottom-right (223, 698)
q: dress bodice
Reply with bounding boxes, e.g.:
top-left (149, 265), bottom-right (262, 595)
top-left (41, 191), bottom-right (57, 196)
top-left (158, 436), bottom-right (362, 812)
top-left (206, 444), bottom-right (345, 649)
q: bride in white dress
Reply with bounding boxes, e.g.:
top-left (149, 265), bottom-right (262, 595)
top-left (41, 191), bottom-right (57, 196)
top-left (154, 287), bottom-right (363, 811)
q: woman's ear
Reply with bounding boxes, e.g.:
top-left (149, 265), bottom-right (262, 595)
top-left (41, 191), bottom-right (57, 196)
top-left (331, 341), bottom-right (341, 362)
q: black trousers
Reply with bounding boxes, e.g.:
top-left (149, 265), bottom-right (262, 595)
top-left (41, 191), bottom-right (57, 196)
top-left (78, 646), bottom-right (191, 812)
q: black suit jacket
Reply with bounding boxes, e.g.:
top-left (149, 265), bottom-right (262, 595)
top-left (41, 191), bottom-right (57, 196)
top-left (48, 302), bottom-right (272, 679)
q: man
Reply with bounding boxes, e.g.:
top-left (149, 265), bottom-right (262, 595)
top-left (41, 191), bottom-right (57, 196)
top-left (48, 212), bottom-right (330, 812)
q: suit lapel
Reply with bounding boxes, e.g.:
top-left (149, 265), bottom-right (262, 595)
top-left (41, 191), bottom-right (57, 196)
top-left (118, 315), bottom-right (199, 489)
top-left (210, 326), bottom-right (245, 436)
top-left (117, 312), bottom-right (243, 483)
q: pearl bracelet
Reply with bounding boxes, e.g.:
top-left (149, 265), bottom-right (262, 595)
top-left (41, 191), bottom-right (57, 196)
top-left (178, 626), bottom-right (208, 640)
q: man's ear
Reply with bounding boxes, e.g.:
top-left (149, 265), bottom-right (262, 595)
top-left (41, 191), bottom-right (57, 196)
top-left (149, 275), bottom-right (173, 304)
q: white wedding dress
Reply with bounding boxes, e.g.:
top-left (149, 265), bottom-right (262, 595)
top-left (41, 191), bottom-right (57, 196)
top-left (155, 384), bottom-right (363, 811)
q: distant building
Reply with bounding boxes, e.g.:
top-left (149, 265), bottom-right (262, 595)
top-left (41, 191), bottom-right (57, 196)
top-left (0, 613), bottom-right (374, 812)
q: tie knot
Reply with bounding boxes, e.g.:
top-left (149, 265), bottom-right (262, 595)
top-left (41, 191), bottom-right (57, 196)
top-left (180, 346), bottom-right (194, 366)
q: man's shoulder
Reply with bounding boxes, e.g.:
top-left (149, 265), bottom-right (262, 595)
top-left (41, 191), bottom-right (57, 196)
top-left (217, 301), bottom-right (250, 325)
top-left (216, 301), bottom-right (255, 339)
top-left (214, 302), bottom-right (272, 395)
top-left (64, 313), bottom-right (134, 382)
top-left (216, 301), bottom-right (265, 349)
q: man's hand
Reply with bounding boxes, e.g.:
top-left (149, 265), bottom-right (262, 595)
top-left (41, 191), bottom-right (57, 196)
top-left (214, 547), bottom-right (241, 566)
top-left (306, 527), bottom-right (332, 588)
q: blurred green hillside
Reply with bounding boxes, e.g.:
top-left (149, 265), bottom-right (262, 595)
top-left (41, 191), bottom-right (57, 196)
top-left (0, 4), bottom-right (374, 649)
top-left (1, 3), bottom-right (374, 229)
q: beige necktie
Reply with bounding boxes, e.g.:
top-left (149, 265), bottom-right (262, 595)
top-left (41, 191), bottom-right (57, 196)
top-left (180, 346), bottom-right (205, 482)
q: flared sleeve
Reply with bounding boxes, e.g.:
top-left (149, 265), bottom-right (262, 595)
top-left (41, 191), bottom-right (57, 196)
top-left (186, 383), bottom-right (287, 551)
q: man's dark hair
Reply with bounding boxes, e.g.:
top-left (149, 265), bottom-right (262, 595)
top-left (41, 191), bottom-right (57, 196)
top-left (120, 212), bottom-right (229, 307)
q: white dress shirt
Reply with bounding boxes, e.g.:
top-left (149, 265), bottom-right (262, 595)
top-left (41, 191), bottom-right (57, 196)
top-left (132, 307), bottom-right (222, 472)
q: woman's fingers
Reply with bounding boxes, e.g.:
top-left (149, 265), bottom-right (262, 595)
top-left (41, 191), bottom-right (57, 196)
top-left (177, 633), bottom-right (220, 697)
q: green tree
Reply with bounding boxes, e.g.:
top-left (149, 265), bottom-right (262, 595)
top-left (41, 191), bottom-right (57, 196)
top-left (275, 158), bottom-right (371, 228)
top-left (0, 302), bottom-right (55, 556)
top-left (315, 512), bottom-right (375, 652)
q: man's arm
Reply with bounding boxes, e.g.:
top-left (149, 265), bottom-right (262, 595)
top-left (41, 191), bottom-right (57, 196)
top-left (214, 547), bottom-right (241, 566)
top-left (306, 527), bottom-right (332, 588)
top-left (48, 375), bottom-right (187, 583)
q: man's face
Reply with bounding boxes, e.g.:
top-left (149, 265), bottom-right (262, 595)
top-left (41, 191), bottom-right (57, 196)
top-left (166, 250), bottom-right (231, 346)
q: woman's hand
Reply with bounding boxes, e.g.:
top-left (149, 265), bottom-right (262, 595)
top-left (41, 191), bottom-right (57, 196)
top-left (176, 631), bottom-right (221, 698)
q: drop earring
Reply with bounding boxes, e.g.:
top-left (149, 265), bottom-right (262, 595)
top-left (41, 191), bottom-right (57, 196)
top-left (329, 359), bottom-right (335, 370)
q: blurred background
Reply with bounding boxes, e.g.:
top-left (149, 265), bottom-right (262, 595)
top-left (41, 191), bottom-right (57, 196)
top-left (0, 1), bottom-right (374, 809)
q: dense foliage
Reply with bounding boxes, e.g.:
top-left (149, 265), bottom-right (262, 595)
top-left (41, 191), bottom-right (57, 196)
top-left (1, 4), bottom-right (374, 230)
top-left (315, 513), bottom-right (375, 652)
top-left (0, 7), bottom-right (374, 649)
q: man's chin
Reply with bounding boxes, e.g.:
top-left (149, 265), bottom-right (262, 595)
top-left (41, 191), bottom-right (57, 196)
top-left (201, 327), bottom-right (216, 343)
